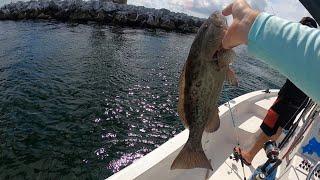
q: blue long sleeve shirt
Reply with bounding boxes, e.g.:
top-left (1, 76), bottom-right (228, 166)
top-left (248, 13), bottom-right (320, 104)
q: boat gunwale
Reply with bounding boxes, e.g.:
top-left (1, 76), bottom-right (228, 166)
top-left (107, 89), bottom-right (280, 180)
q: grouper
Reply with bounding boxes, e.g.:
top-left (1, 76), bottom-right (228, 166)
top-left (171, 12), bottom-right (237, 170)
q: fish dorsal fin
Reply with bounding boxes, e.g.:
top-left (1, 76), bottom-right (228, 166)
top-left (188, 21), bottom-right (209, 60)
top-left (178, 64), bottom-right (189, 128)
top-left (226, 67), bottom-right (239, 87)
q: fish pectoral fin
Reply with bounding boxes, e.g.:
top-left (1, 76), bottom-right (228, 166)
top-left (171, 141), bottom-right (213, 170)
top-left (226, 67), bottom-right (239, 87)
top-left (205, 106), bottom-right (220, 133)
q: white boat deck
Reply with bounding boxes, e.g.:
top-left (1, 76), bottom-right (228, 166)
top-left (107, 90), bottom-right (318, 180)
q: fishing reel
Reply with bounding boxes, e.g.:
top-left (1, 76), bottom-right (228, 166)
top-left (251, 141), bottom-right (282, 180)
top-left (230, 147), bottom-right (242, 162)
top-left (253, 173), bottom-right (266, 180)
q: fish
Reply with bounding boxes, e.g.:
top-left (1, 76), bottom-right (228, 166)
top-left (171, 12), bottom-right (237, 170)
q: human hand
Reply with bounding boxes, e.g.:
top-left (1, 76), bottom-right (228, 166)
top-left (222, 0), bottom-right (260, 49)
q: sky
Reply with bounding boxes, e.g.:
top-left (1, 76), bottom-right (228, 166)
top-left (128, 0), bottom-right (311, 22)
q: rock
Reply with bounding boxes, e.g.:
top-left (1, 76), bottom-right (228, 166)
top-left (159, 8), bottom-right (170, 15)
top-left (135, 13), bottom-right (148, 25)
top-left (0, 11), bottom-right (4, 20)
top-left (114, 11), bottom-right (127, 24)
top-left (69, 10), bottom-right (92, 22)
top-left (95, 11), bottom-right (105, 22)
top-left (126, 11), bottom-right (137, 23)
top-left (17, 11), bottom-right (27, 19)
top-left (26, 1), bottom-right (41, 11)
top-left (54, 10), bottom-right (70, 21)
top-left (146, 13), bottom-right (158, 27)
top-left (26, 9), bottom-right (40, 19)
top-left (92, 1), bottom-right (102, 11)
top-left (178, 24), bottom-right (197, 33)
top-left (112, 0), bottom-right (127, 4)
top-left (0, 9), bottom-right (10, 20)
top-left (0, 0), bottom-right (204, 33)
top-left (48, 1), bottom-right (59, 10)
top-left (101, 2), bottom-right (117, 13)
top-left (160, 19), bottom-right (175, 30)
top-left (38, 12), bottom-right (50, 19)
top-left (99, 0), bottom-right (127, 4)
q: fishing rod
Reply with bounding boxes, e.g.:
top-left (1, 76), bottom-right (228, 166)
top-left (250, 101), bottom-right (318, 180)
top-left (278, 99), bottom-right (314, 150)
top-left (281, 104), bottom-right (319, 161)
top-left (275, 104), bottom-right (320, 180)
top-left (225, 91), bottom-right (247, 180)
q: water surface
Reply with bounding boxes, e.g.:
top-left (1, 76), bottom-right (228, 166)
top-left (0, 20), bottom-right (285, 179)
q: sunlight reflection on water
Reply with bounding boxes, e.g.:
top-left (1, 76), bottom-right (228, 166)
top-left (0, 20), bottom-right (285, 179)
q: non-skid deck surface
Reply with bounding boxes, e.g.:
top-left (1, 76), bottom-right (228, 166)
top-left (207, 97), bottom-right (276, 180)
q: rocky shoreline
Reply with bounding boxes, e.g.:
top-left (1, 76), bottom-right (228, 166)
top-left (0, 0), bottom-right (205, 33)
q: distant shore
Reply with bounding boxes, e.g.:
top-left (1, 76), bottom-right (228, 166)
top-left (0, 0), bottom-right (205, 33)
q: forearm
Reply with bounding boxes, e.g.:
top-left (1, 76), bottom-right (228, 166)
top-left (248, 13), bottom-right (320, 103)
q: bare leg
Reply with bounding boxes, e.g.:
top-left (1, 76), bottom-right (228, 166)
top-left (241, 128), bottom-right (282, 163)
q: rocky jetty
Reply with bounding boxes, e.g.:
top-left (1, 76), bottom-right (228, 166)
top-left (0, 0), bottom-right (205, 33)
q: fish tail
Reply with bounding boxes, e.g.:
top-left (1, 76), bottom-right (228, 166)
top-left (170, 140), bottom-right (213, 170)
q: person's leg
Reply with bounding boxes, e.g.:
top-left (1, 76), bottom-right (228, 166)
top-left (235, 97), bottom-right (284, 164)
top-left (235, 103), bottom-right (281, 164)
top-left (241, 97), bottom-right (305, 163)
top-left (271, 127), bottom-right (282, 141)
top-left (240, 128), bottom-right (282, 163)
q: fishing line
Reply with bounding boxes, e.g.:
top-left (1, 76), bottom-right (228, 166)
top-left (278, 99), bottom-right (314, 150)
top-left (225, 90), bottom-right (247, 180)
top-left (281, 104), bottom-right (320, 160)
top-left (227, 98), bottom-right (240, 146)
top-left (278, 97), bottom-right (309, 135)
top-left (278, 104), bottom-right (320, 179)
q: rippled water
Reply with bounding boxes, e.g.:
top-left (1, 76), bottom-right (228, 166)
top-left (0, 20), bottom-right (285, 179)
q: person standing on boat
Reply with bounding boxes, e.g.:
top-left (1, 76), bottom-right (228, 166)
top-left (233, 17), bottom-right (317, 166)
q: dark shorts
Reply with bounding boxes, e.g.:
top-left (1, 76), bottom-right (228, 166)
top-left (260, 97), bottom-right (308, 137)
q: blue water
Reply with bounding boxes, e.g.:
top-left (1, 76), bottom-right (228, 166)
top-left (0, 20), bottom-right (285, 179)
